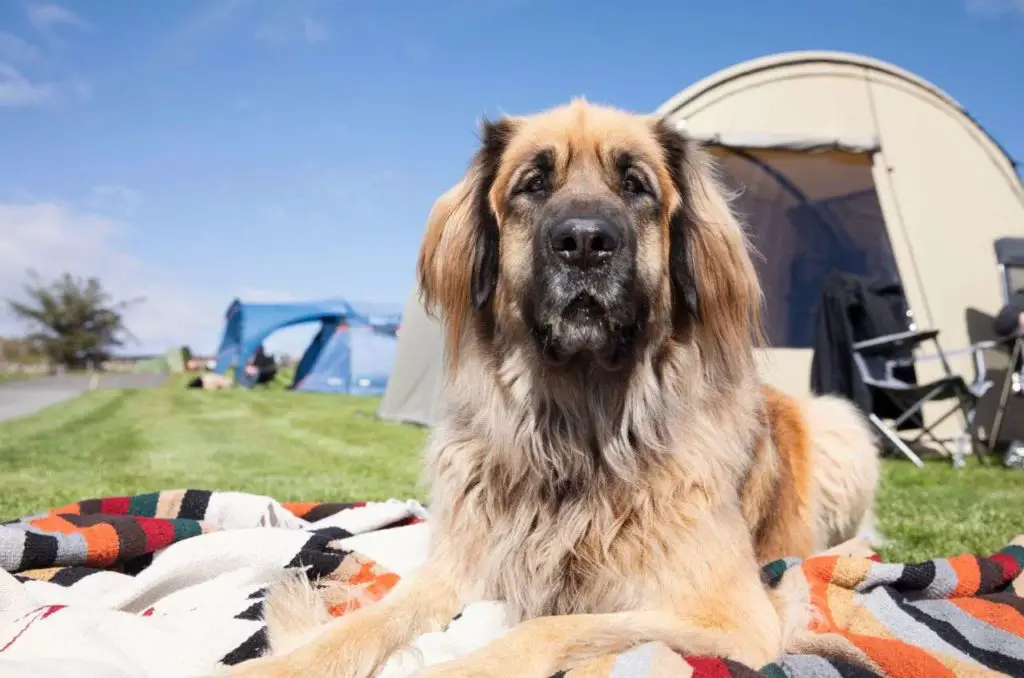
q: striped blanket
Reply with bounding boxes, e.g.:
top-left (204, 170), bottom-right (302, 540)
top-left (0, 490), bottom-right (1021, 678)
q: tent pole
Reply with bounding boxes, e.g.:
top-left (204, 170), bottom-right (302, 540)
top-left (863, 67), bottom-right (935, 329)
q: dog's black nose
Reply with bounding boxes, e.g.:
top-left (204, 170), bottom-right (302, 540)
top-left (548, 218), bottom-right (621, 268)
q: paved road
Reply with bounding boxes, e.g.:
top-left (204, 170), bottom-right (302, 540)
top-left (0, 373), bottom-right (168, 423)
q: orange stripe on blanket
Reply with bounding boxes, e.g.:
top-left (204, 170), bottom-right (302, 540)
top-left (847, 634), bottom-right (955, 678)
top-left (46, 502), bottom-right (81, 516)
top-left (951, 597), bottom-right (1024, 637)
top-left (949, 554), bottom-right (982, 597)
top-left (327, 601), bottom-right (361, 616)
top-left (82, 523), bottom-right (121, 567)
top-left (281, 502), bottom-right (318, 518)
top-left (27, 515), bottom-right (78, 534)
top-left (349, 562), bottom-right (399, 600)
top-left (803, 555), bottom-right (841, 633)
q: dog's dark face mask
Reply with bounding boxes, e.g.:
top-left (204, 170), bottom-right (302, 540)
top-left (450, 106), bottom-right (703, 374)
top-left (524, 186), bottom-right (642, 372)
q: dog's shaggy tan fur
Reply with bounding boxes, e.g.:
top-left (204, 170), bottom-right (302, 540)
top-left (225, 100), bottom-right (879, 678)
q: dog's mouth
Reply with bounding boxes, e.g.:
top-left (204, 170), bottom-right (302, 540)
top-left (532, 293), bottom-right (640, 371)
top-left (563, 292), bottom-right (606, 324)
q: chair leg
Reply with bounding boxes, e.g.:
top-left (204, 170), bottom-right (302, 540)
top-left (911, 401), bottom-right (966, 459)
top-left (953, 433), bottom-right (968, 470)
top-left (965, 406), bottom-right (988, 466)
top-left (869, 413), bottom-right (925, 468)
top-left (952, 393), bottom-right (988, 467)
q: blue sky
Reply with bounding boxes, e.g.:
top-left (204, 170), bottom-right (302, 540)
top-left (0, 0), bottom-right (1021, 356)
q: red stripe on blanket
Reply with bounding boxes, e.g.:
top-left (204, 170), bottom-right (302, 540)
top-left (40, 605), bottom-right (65, 619)
top-left (991, 552), bottom-right (1022, 583)
top-left (100, 496), bottom-right (131, 515)
top-left (136, 516), bottom-right (178, 552)
top-left (685, 656), bottom-right (733, 677)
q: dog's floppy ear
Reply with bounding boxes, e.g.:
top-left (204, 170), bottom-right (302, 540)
top-left (417, 117), bottom-right (516, 365)
top-left (654, 120), bottom-right (764, 385)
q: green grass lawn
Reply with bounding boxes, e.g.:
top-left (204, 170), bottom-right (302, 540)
top-left (0, 379), bottom-right (428, 520)
top-left (0, 380), bottom-right (1021, 563)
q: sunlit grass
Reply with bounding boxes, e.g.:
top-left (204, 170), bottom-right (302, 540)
top-left (1, 382), bottom-right (1021, 563)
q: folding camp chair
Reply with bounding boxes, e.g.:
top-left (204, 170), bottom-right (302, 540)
top-left (986, 237), bottom-right (1024, 454)
top-left (852, 328), bottom-right (994, 468)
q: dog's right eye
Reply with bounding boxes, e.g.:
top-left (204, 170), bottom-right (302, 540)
top-left (520, 172), bottom-right (548, 195)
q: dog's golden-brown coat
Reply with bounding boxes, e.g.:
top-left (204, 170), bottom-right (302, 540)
top-left (225, 99), bottom-right (879, 678)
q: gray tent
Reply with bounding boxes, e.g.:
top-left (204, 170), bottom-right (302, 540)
top-left (377, 291), bottom-right (445, 426)
top-left (380, 50), bottom-right (1024, 431)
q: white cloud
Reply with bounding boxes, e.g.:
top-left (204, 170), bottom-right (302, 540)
top-left (87, 184), bottom-right (143, 216)
top-left (0, 63), bottom-right (90, 109)
top-left (0, 32), bottom-right (41, 63)
top-left (965, 0), bottom-right (1024, 14)
top-left (26, 3), bottom-right (89, 32)
top-left (0, 63), bottom-right (52, 107)
top-left (0, 27), bottom-right (90, 110)
top-left (0, 202), bottom-right (223, 354)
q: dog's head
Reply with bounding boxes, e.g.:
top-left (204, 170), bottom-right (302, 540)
top-left (419, 99), bottom-right (762, 383)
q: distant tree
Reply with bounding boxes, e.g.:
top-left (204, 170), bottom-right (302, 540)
top-left (5, 270), bottom-right (144, 370)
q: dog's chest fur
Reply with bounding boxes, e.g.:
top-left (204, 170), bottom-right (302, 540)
top-left (427, 419), bottom-right (710, 623)
top-left (424, 348), bottom-right (759, 624)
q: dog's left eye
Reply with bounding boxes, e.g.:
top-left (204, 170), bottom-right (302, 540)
top-left (622, 171), bottom-right (647, 197)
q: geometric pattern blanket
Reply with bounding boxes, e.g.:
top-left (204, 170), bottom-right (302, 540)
top-left (0, 490), bottom-right (1021, 678)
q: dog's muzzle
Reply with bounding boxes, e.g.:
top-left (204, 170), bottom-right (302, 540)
top-left (529, 213), bottom-right (640, 370)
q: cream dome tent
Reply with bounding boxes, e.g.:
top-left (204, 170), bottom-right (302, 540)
top-left (657, 50), bottom-right (1024, 398)
top-left (380, 50), bottom-right (1024, 427)
top-left (377, 289), bottom-right (446, 426)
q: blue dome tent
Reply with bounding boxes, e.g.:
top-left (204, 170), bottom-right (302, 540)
top-left (291, 321), bottom-right (399, 394)
top-left (212, 298), bottom-right (402, 394)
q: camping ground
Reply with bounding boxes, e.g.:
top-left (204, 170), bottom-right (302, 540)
top-left (0, 378), bottom-right (1021, 564)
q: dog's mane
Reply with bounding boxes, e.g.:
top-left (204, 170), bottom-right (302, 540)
top-left (416, 103), bottom-right (770, 620)
top-left (423, 328), bottom-right (764, 618)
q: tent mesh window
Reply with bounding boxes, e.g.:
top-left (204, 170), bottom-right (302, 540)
top-left (709, 146), bottom-right (907, 349)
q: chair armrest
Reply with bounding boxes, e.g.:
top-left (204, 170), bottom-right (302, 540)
top-left (852, 329), bottom-right (940, 357)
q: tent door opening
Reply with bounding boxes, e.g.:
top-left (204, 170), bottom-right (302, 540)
top-left (707, 144), bottom-right (910, 348)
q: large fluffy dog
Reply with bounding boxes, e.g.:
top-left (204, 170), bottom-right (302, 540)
top-left (227, 100), bottom-right (879, 678)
